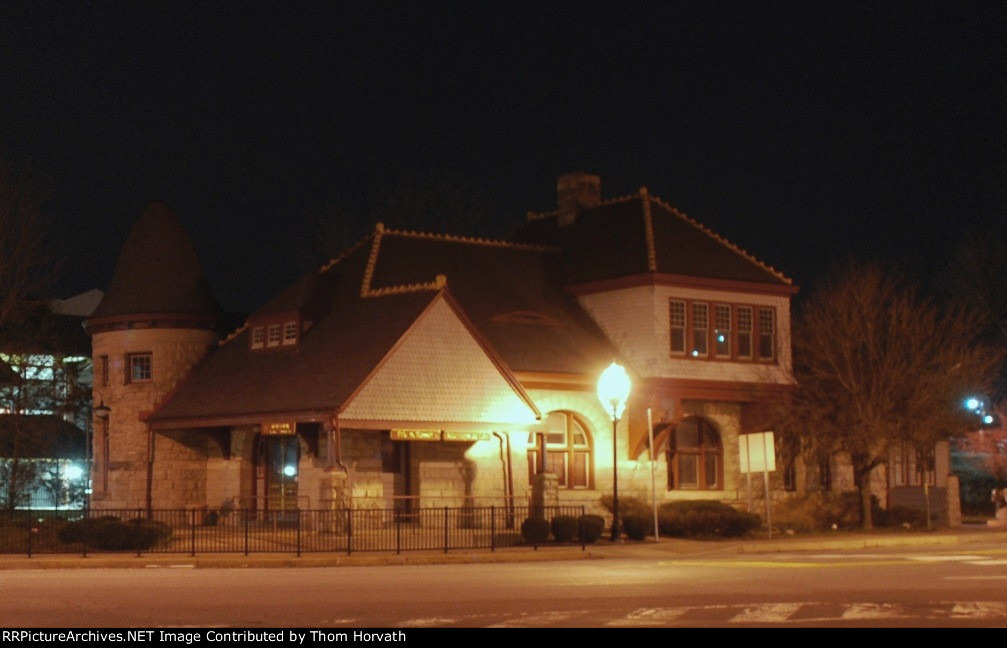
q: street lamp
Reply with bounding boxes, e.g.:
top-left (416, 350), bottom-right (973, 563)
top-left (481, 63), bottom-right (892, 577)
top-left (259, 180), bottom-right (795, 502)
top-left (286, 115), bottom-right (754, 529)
top-left (89, 392), bottom-right (111, 508)
top-left (598, 361), bottom-right (631, 541)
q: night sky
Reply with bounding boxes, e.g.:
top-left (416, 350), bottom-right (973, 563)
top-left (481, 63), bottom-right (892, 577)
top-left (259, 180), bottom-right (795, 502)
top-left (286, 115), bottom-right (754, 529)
top-left (2, 2), bottom-right (1004, 315)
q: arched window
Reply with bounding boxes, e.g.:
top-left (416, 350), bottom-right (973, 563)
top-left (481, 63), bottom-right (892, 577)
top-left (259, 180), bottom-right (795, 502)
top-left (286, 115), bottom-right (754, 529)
top-left (667, 417), bottom-right (722, 490)
top-left (527, 411), bottom-right (593, 489)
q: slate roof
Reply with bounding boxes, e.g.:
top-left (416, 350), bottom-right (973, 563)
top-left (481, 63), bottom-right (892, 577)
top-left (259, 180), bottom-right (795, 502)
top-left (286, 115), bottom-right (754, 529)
top-left (148, 227), bottom-right (619, 425)
top-left (89, 201), bottom-right (222, 321)
top-left (514, 188), bottom-right (792, 287)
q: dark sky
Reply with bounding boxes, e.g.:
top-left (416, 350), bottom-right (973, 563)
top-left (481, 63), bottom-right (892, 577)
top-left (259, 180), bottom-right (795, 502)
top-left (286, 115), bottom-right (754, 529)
top-left (2, 2), bottom-right (1004, 315)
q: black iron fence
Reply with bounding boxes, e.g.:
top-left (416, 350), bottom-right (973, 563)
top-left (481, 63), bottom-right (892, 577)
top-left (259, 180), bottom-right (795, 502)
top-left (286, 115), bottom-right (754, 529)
top-left (0, 505), bottom-right (591, 557)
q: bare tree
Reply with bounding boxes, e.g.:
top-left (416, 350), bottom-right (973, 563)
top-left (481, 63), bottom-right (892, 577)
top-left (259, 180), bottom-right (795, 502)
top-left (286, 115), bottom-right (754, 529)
top-left (783, 263), bottom-right (1004, 528)
top-left (0, 159), bottom-right (55, 326)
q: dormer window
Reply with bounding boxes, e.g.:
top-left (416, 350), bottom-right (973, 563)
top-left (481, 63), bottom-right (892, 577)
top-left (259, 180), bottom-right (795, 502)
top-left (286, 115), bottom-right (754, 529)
top-left (251, 327), bottom-right (265, 349)
top-left (267, 324), bottom-right (281, 347)
top-left (283, 321), bottom-right (298, 345)
top-left (250, 317), bottom-right (301, 350)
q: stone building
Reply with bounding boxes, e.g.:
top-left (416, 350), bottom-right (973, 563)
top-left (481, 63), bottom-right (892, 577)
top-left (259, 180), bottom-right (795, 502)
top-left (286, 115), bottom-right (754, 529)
top-left (86, 174), bottom-right (805, 519)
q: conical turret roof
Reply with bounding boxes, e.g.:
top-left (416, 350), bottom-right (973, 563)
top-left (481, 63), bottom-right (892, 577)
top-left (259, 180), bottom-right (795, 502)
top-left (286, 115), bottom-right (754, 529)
top-left (88, 202), bottom-right (222, 326)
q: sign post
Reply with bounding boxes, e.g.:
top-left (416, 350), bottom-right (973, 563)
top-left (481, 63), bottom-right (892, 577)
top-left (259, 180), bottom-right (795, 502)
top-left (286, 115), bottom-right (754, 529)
top-left (739, 431), bottom-right (776, 538)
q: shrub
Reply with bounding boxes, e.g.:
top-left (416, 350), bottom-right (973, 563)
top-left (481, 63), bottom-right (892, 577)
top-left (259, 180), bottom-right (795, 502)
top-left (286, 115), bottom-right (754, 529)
top-left (599, 495), bottom-right (652, 518)
top-left (520, 517), bottom-right (551, 544)
top-left (657, 501), bottom-right (760, 538)
top-left (773, 492), bottom-right (885, 532)
top-left (58, 516), bottom-right (172, 551)
top-left (551, 515), bottom-right (578, 543)
top-left (621, 514), bottom-right (651, 541)
top-left (577, 514), bottom-right (605, 543)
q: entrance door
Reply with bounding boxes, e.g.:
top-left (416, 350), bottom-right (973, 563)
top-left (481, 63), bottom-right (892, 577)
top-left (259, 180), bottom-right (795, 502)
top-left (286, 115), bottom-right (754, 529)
top-left (254, 435), bottom-right (299, 511)
top-left (381, 432), bottom-right (412, 518)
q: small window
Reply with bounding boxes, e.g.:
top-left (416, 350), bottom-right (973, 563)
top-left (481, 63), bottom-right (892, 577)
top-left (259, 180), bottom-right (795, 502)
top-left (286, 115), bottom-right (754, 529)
top-left (758, 308), bottom-right (775, 361)
top-left (669, 300), bottom-right (686, 355)
top-left (97, 355), bottom-right (109, 387)
top-left (267, 324), bottom-right (281, 347)
top-left (282, 321), bottom-right (298, 345)
top-left (127, 353), bottom-right (152, 383)
top-left (691, 303), bottom-right (708, 357)
top-left (737, 307), bottom-right (753, 359)
top-left (714, 304), bottom-right (731, 358)
top-left (251, 327), bottom-right (265, 349)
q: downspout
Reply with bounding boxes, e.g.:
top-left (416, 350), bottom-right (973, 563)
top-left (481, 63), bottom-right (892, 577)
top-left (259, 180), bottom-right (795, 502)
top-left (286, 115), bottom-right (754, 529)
top-left (145, 425), bottom-right (154, 518)
top-left (493, 432), bottom-right (514, 528)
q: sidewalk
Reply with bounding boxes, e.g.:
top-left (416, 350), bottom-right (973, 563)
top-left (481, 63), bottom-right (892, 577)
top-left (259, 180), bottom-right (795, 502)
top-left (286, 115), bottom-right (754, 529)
top-left (2, 525), bottom-right (1005, 570)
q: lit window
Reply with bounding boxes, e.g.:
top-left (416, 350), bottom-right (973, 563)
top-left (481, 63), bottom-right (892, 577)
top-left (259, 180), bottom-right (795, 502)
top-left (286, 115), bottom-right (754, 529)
top-left (669, 300), bottom-right (686, 355)
top-left (527, 411), bottom-right (592, 489)
top-left (251, 327), bottom-right (265, 349)
top-left (667, 417), bottom-right (722, 490)
top-left (758, 308), bottom-right (775, 361)
top-left (737, 307), bottom-right (753, 359)
top-left (282, 321), bottom-right (298, 345)
top-left (267, 324), bottom-right (281, 347)
top-left (714, 304), bottom-right (731, 358)
top-left (128, 353), bottom-right (152, 383)
top-left (691, 303), bottom-right (708, 357)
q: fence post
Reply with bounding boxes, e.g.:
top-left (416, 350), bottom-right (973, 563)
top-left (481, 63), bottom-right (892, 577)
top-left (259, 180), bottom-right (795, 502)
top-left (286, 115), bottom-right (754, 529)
top-left (491, 506), bottom-right (496, 552)
top-left (296, 509), bottom-right (302, 558)
top-left (395, 509), bottom-right (401, 555)
top-left (26, 510), bottom-right (32, 558)
top-left (346, 508), bottom-right (352, 556)
top-left (443, 507), bottom-right (449, 553)
top-left (242, 509), bottom-right (249, 556)
top-left (190, 509), bottom-right (196, 557)
top-left (581, 506), bottom-right (586, 551)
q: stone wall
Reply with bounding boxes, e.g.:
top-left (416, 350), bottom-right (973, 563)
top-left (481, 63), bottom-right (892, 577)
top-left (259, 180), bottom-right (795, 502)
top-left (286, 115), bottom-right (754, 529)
top-left (90, 328), bottom-right (218, 510)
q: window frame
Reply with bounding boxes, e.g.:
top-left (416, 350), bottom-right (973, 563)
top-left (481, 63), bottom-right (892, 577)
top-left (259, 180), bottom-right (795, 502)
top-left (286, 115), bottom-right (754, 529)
top-left (126, 352), bottom-right (152, 384)
top-left (527, 411), bottom-right (594, 490)
top-left (668, 298), bottom-right (777, 364)
top-left (666, 417), bottom-right (723, 491)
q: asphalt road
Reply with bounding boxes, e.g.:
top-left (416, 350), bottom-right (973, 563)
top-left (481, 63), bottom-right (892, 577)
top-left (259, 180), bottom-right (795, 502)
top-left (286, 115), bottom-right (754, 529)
top-left (3, 542), bottom-right (1007, 628)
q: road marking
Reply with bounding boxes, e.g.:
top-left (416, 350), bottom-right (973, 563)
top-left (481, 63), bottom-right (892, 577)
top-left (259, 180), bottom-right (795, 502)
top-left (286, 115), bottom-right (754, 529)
top-left (729, 603), bottom-right (803, 623)
top-left (487, 611), bottom-right (582, 627)
top-left (607, 607), bottom-right (690, 626)
top-left (398, 618), bottom-right (458, 627)
top-left (966, 559), bottom-right (1007, 565)
top-left (840, 603), bottom-right (908, 620)
top-left (909, 555), bottom-right (987, 562)
top-left (950, 602), bottom-right (1007, 619)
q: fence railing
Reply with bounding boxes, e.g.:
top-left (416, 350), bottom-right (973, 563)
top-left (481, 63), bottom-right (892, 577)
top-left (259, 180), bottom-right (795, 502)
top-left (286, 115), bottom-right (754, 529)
top-left (0, 506), bottom-right (590, 557)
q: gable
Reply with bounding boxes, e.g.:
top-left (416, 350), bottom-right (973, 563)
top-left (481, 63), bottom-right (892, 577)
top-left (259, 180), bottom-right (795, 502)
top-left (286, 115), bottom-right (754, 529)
top-left (339, 296), bottom-right (539, 428)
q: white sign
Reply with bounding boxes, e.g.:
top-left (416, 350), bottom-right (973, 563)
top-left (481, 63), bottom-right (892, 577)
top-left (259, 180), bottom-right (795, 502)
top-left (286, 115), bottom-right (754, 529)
top-left (739, 431), bottom-right (776, 473)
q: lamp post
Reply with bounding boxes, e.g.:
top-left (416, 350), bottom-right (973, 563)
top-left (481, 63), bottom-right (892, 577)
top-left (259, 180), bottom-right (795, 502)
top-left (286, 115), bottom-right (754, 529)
top-left (598, 362), bottom-right (631, 542)
top-left (90, 392), bottom-right (111, 510)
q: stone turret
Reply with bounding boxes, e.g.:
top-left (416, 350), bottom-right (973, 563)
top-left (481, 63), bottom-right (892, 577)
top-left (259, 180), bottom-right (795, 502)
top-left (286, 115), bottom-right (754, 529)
top-left (85, 201), bottom-right (223, 509)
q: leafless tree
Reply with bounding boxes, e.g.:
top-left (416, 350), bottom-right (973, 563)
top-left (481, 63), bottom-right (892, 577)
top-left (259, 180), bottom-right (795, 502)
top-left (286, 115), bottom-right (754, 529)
top-left (0, 159), bottom-right (55, 326)
top-left (782, 262), bottom-right (1004, 528)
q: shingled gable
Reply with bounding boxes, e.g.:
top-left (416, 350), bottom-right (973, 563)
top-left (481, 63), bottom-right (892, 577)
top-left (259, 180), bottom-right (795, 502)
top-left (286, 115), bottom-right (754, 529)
top-left (364, 227), bottom-right (620, 376)
top-left (145, 232), bottom-right (539, 429)
top-left (515, 186), bottom-right (794, 291)
top-left (86, 201), bottom-right (222, 331)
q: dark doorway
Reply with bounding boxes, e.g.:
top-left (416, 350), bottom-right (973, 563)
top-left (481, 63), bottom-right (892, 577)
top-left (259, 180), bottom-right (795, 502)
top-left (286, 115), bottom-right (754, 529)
top-left (254, 434), bottom-right (299, 511)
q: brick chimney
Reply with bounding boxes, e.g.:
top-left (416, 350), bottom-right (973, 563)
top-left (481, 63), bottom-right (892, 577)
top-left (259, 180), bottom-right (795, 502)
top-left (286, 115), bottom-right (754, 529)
top-left (557, 172), bottom-right (601, 226)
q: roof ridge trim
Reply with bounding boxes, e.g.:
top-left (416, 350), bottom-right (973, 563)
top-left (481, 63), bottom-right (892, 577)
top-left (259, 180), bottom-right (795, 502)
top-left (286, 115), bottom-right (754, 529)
top-left (650, 195), bottom-right (793, 285)
top-left (384, 226), bottom-right (558, 252)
